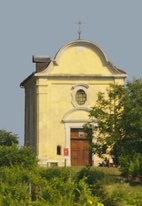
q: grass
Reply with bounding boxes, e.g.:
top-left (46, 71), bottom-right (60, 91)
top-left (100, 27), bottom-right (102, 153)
top-left (72, 165), bottom-right (142, 185)
top-left (58, 166), bottom-right (142, 203)
top-left (71, 166), bottom-right (142, 205)
top-left (71, 165), bottom-right (121, 175)
top-left (94, 166), bottom-right (121, 175)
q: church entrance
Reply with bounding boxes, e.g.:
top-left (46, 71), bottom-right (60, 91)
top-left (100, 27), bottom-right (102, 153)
top-left (70, 128), bottom-right (92, 166)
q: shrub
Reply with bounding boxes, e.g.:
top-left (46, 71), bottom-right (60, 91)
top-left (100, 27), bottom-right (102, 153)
top-left (39, 167), bottom-right (75, 182)
top-left (119, 153), bottom-right (142, 178)
top-left (76, 166), bottom-right (105, 185)
top-left (103, 184), bottom-right (142, 206)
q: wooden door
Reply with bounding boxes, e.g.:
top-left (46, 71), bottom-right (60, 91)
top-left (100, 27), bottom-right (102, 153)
top-left (71, 128), bottom-right (92, 166)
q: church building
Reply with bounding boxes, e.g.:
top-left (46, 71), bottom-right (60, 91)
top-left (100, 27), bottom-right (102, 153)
top-left (20, 39), bottom-right (127, 167)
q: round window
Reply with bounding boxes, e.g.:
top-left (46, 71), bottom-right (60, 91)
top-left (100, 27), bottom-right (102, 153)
top-left (75, 89), bottom-right (87, 105)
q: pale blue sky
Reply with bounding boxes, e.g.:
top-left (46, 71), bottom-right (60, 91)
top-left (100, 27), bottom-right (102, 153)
top-left (0, 1), bottom-right (142, 144)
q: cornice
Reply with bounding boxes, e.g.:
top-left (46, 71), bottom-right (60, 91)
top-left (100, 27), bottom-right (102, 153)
top-left (35, 74), bottom-right (127, 80)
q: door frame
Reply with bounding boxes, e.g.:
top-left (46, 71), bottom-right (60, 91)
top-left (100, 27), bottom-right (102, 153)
top-left (64, 121), bottom-right (91, 166)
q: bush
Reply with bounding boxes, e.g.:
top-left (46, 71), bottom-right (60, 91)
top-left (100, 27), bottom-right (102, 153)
top-left (39, 167), bottom-right (75, 182)
top-left (0, 145), bottom-right (38, 168)
top-left (76, 165), bottom-right (105, 185)
top-left (0, 166), bottom-right (141, 205)
top-left (119, 153), bottom-right (142, 178)
top-left (104, 184), bottom-right (142, 206)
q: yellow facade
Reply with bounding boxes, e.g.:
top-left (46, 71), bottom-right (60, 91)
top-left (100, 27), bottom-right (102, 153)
top-left (20, 39), bottom-right (127, 166)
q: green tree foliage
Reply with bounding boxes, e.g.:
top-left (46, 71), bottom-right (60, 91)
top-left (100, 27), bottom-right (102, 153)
top-left (0, 129), bottom-right (19, 146)
top-left (0, 166), bottom-right (105, 206)
top-left (0, 145), bottom-right (37, 168)
top-left (85, 79), bottom-right (142, 176)
top-left (0, 166), bottom-right (141, 205)
top-left (0, 129), bottom-right (37, 169)
top-left (84, 83), bottom-right (126, 157)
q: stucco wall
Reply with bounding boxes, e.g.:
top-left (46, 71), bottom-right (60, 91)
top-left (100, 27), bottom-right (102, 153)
top-left (22, 40), bottom-right (127, 167)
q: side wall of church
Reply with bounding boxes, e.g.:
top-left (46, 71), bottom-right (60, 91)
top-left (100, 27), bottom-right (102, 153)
top-left (25, 81), bottom-right (37, 152)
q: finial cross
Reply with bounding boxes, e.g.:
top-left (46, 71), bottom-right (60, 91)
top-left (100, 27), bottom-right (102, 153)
top-left (75, 20), bottom-right (85, 39)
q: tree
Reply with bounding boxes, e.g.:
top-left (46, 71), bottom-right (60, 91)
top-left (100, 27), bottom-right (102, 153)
top-left (85, 79), bottom-right (142, 169)
top-left (84, 83), bottom-right (125, 157)
top-left (0, 129), bottom-right (38, 168)
top-left (0, 145), bottom-right (38, 168)
top-left (0, 129), bottom-right (19, 146)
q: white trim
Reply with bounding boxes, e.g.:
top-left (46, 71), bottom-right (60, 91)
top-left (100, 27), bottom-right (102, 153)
top-left (72, 83), bottom-right (89, 89)
top-left (62, 107), bottom-right (90, 122)
top-left (71, 85), bottom-right (90, 108)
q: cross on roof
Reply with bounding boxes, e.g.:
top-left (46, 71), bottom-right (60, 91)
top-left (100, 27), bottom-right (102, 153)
top-left (75, 20), bottom-right (85, 39)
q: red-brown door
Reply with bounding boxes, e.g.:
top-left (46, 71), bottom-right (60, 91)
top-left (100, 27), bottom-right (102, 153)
top-left (71, 128), bottom-right (92, 166)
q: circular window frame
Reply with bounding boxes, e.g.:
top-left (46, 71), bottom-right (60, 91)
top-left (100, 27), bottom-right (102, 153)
top-left (71, 84), bottom-right (89, 108)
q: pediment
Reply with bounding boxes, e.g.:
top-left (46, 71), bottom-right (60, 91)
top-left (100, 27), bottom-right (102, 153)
top-left (36, 40), bottom-right (127, 77)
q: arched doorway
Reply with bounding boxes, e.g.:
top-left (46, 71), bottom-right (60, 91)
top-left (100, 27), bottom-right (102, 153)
top-left (62, 108), bottom-right (92, 166)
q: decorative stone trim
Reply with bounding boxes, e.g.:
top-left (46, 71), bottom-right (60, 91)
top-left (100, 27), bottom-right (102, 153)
top-left (71, 84), bottom-right (90, 108)
top-left (62, 107), bottom-right (90, 123)
top-left (72, 83), bottom-right (89, 89)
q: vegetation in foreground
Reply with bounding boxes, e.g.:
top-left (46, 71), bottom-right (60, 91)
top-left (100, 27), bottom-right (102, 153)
top-left (0, 165), bottom-right (142, 206)
top-left (0, 129), bottom-right (141, 206)
top-left (1, 78), bottom-right (142, 205)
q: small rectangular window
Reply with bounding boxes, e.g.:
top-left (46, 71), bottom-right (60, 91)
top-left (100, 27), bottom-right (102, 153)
top-left (57, 146), bottom-right (61, 155)
top-left (50, 162), bottom-right (58, 167)
top-left (78, 129), bottom-right (84, 137)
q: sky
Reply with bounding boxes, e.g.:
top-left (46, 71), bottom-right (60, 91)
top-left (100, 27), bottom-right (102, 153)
top-left (0, 0), bottom-right (142, 145)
